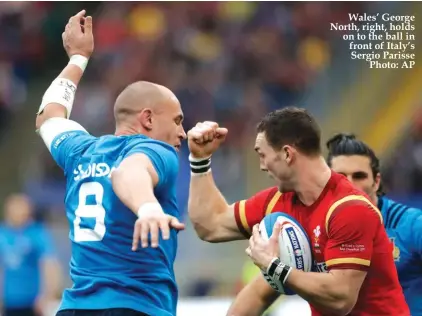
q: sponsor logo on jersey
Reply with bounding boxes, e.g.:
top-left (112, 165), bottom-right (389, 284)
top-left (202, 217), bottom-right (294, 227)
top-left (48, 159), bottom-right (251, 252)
top-left (389, 237), bottom-right (400, 261)
top-left (73, 163), bottom-right (116, 181)
top-left (313, 225), bottom-right (321, 249)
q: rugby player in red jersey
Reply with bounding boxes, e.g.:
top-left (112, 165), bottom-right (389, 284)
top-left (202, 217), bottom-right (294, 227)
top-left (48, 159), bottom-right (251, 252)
top-left (187, 108), bottom-right (409, 316)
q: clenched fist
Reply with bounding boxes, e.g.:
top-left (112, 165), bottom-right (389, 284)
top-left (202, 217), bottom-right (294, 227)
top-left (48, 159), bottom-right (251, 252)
top-left (62, 10), bottom-right (94, 58)
top-left (188, 121), bottom-right (228, 159)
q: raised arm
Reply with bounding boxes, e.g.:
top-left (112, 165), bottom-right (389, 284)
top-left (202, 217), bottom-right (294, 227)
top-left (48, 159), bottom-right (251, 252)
top-left (36, 10), bottom-right (93, 130)
top-left (35, 11), bottom-right (97, 171)
top-left (189, 171), bottom-right (243, 242)
top-left (187, 121), bottom-right (242, 242)
top-left (187, 122), bottom-right (276, 243)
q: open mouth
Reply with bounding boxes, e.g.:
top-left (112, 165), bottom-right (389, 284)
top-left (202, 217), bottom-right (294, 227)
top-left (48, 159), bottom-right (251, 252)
top-left (174, 144), bottom-right (181, 151)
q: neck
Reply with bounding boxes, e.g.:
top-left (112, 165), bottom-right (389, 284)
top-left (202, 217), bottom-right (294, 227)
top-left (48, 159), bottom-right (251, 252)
top-left (294, 156), bottom-right (332, 206)
top-left (115, 124), bottom-right (148, 137)
top-left (371, 193), bottom-right (379, 206)
top-left (6, 219), bottom-right (29, 228)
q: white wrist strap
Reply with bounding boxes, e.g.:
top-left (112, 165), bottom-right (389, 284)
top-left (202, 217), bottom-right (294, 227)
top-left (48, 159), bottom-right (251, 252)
top-left (137, 202), bottom-right (163, 218)
top-left (188, 154), bottom-right (212, 162)
top-left (68, 54), bottom-right (89, 72)
top-left (38, 78), bottom-right (77, 119)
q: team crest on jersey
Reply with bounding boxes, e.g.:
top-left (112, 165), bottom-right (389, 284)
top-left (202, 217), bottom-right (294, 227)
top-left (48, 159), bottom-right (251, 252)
top-left (313, 225), bottom-right (321, 250)
top-left (389, 237), bottom-right (400, 261)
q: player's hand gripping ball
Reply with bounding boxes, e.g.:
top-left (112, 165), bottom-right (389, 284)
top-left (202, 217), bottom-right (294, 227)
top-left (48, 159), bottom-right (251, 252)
top-left (62, 9), bottom-right (94, 58)
top-left (259, 213), bottom-right (313, 294)
top-left (187, 121), bottom-right (228, 159)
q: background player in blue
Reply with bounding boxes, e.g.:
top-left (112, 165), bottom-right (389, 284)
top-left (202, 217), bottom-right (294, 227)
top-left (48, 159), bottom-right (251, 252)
top-left (35, 10), bottom-right (186, 316)
top-left (0, 193), bottom-right (62, 316)
top-left (326, 133), bottom-right (422, 315)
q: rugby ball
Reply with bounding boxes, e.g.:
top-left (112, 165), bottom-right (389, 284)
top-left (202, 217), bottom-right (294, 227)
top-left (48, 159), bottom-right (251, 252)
top-left (259, 212), bottom-right (312, 294)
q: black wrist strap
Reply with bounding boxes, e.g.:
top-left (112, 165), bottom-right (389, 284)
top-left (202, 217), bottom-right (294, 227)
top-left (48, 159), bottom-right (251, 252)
top-left (267, 258), bottom-right (292, 284)
top-left (189, 156), bottom-right (211, 174)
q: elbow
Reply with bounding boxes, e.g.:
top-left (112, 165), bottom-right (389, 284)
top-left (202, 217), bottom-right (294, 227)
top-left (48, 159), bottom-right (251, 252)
top-left (319, 284), bottom-right (356, 316)
top-left (187, 202), bottom-right (232, 243)
top-left (330, 302), bottom-right (354, 316)
top-left (326, 297), bottom-right (356, 316)
top-left (188, 213), bottom-right (221, 243)
top-left (199, 234), bottom-right (223, 243)
top-left (35, 112), bottom-right (53, 131)
top-left (189, 219), bottom-right (218, 243)
top-left (35, 115), bottom-right (43, 131)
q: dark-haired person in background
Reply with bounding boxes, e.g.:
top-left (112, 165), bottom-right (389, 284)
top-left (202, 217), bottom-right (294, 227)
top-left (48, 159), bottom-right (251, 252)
top-left (326, 133), bottom-right (422, 316)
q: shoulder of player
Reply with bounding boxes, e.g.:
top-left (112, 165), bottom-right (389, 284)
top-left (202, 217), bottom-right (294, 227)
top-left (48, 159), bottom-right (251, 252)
top-left (125, 136), bottom-right (177, 156)
top-left (383, 197), bottom-right (422, 229)
top-left (254, 188), bottom-right (294, 215)
top-left (325, 193), bottom-right (382, 231)
top-left (237, 186), bottom-right (280, 210)
top-left (51, 128), bottom-right (95, 151)
top-left (250, 186), bottom-right (292, 205)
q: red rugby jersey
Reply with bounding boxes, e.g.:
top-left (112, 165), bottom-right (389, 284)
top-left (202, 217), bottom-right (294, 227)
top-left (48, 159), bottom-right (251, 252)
top-left (233, 171), bottom-right (409, 316)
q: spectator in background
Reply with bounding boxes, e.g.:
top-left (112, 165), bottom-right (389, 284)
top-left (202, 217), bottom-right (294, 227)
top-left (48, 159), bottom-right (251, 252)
top-left (0, 193), bottom-right (62, 316)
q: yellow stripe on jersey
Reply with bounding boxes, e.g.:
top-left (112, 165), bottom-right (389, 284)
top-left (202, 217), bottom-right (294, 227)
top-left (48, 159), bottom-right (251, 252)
top-left (326, 257), bottom-right (371, 267)
top-left (325, 195), bottom-right (382, 234)
top-left (239, 200), bottom-right (250, 232)
top-left (265, 191), bottom-right (282, 215)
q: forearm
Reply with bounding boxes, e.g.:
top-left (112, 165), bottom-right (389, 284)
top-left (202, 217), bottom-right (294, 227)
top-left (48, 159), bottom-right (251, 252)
top-left (285, 269), bottom-right (350, 315)
top-left (227, 293), bottom-right (267, 316)
top-left (227, 276), bottom-right (279, 316)
top-left (41, 259), bottom-right (62, 298)
top-left (36, 57), bottom-right (87, 129)
top-left (188, 172), bottom-right (230, 240)
top-left (53, 63), bottom-right (84, 93)
top-left (111, 165), bottom-right (158, 215)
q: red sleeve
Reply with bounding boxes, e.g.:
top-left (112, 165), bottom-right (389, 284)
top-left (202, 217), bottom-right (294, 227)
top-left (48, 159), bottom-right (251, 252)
top-left (233, 187), bottom-right (280, 238)
top-left (324, 198), bottom-right (383, 271)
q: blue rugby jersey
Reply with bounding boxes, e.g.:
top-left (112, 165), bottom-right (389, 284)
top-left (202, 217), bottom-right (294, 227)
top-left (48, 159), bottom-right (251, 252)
top-left (0, 223), bottom-right (55, 308)
top-left (47, 129), bottom-right (180, 316)
top-left (379, 196), bottom-right (422, 315)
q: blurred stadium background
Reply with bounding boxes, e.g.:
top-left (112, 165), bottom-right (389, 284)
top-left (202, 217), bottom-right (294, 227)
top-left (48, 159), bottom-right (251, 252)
top-left (0, 1), bottom-right (421, 315)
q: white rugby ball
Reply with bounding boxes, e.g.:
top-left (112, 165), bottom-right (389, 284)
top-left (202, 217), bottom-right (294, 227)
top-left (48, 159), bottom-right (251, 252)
top-left (259, 212), bottom-right (313, 294)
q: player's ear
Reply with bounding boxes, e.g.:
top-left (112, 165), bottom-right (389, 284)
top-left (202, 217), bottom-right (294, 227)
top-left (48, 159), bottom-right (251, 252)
top-left (139, 108), bottom-right (153, 131)
top-left (374, 172), bottom-right (381, 192)
top-left (282, 145), bottom-right (294, 164)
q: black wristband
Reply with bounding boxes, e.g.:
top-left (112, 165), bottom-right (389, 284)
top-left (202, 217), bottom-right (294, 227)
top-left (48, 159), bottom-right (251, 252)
top-left (189, 156), bottom-right (211, 174)
top-left (267, 258), bottom-right (292, 284)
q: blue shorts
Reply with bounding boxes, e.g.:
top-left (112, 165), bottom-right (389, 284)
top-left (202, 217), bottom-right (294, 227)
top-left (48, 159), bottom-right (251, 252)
top-left (56, 309), bottom-right (149, 316)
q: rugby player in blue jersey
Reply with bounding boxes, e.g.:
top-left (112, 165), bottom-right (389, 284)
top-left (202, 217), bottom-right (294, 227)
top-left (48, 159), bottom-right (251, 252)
top-left (326, 133), bottom-right (422, 315)
top-left (35, 11), bottom-right (186, 316)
